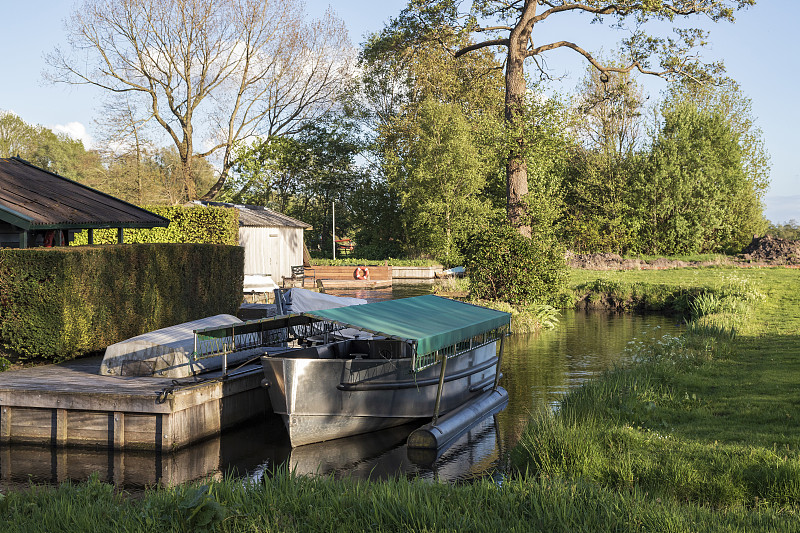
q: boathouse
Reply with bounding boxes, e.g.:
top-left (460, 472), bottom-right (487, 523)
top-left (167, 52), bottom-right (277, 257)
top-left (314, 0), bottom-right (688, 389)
top-left (0, 157), bottom-right (168, 247)
top-left (195, 201), bottom-right (311, 281)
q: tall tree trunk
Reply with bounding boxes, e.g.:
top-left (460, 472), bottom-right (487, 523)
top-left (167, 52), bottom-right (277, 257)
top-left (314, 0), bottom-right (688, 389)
top-left (505, 21), bottom-right (531, 238)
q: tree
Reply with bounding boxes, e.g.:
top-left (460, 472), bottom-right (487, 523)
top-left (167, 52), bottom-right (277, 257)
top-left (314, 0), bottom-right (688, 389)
top-left (0, 111), bottom-right (103, 185)
top-left (408, 0), bottom-right (755, 236)
top-left (356, 20), bottom-right (506, 257)
top-left (560, 63), bottom-right (647, 252)
top-left (634, 101), bottom-right (762, 254)
top-left (0, 112), bottom-right (38, 158)
top-left (387, 98), bottom-right (495, 263)
top-left (48, 0), bottom-right (353, 202)
top-left (223, 116), bottom-right (365, 252)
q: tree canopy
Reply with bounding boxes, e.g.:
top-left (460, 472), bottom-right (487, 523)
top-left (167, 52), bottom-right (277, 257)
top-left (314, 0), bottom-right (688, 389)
top-left (402, 0), bottom-right (756, 235)
top-left (47, 0), bottom-right (354, 202)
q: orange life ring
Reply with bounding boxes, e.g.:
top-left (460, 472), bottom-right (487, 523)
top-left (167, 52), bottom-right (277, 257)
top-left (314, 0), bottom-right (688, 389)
top-left (354, 266), bottom-right (370, 280)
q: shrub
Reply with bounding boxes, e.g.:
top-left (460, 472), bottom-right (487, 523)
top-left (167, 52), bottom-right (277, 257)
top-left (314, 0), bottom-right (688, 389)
top-left (71, 205), bottom-right (239, 245)
top-left (462, 224), bottom-right (568, 306)
top-left (0, 244), bottom-right (243, 361)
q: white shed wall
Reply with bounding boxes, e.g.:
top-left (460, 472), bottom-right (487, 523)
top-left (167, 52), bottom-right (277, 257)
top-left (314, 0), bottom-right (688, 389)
top-left (239, 226), bottom-right (304, 279)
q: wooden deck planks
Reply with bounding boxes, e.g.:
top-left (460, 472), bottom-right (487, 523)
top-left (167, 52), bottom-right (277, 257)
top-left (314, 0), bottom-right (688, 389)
top-left (0, 356), bottom-right (268, 450)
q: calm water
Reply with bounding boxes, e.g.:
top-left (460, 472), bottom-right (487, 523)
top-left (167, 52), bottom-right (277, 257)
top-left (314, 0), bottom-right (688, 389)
top-left (0, 285), bottom-right (680, 490)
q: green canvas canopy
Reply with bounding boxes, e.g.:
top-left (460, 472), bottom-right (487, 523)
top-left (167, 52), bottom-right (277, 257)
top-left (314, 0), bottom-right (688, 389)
top-left (305, 295), bottom-right (510, 357)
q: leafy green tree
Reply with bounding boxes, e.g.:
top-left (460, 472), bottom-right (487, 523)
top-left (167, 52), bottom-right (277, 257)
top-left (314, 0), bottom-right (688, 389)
top-left (386, 98), bottom-right (496, 264)
top-left (223, 117), bottom-right (365, 254)
top-left (0, 111), bottom-right (103, 185)
top-left (356, 19), bottom-right (507, 258)
top-left (407, 0), bottom-right (755, 236)
top-left (664, 79), bottom-right (770, 206)
top-left (560, 65), bottom-right (647, 253)
top-left (766, 221), bottom-right (800, 241)
top-left (634, 102), bottom-right (761, 254)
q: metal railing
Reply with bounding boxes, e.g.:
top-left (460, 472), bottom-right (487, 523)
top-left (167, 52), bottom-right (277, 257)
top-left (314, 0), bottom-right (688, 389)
top-left (191, 315), bottom-right (341, 376)
top-left (411, 324), bottom-right (509, 373)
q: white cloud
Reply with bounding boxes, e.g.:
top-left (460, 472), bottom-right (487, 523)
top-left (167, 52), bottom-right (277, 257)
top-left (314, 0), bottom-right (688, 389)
top-left (51, 121), bottom-right (94, 149)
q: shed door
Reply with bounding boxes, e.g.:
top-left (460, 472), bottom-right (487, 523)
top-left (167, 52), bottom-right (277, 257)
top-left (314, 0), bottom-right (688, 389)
top-left (266, 231), bottom-right (282, 279)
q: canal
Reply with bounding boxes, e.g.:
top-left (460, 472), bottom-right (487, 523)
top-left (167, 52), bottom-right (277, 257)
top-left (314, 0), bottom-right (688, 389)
top-left (0, 285), bottom-right (681, 490)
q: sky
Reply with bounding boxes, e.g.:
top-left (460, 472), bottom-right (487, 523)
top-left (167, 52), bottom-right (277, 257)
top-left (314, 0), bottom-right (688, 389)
top-left (0, 0), bottom-right (796, 223)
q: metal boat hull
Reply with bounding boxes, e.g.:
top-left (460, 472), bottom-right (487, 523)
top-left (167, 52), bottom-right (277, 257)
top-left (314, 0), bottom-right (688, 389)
top-left (261, 342), bottom-right (498, 446)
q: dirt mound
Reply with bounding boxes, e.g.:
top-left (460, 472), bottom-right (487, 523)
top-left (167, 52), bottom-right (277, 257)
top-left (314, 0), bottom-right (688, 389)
top-left (740, 235), bottom-right (800, 265)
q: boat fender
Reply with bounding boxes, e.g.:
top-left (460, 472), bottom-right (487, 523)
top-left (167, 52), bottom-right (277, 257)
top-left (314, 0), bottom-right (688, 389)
top-left (354, 266), bottom-right (370, 280)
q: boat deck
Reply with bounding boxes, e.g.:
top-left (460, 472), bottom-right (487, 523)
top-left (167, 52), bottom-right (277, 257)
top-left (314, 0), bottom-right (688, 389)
top-left (0, 356), bottom-right (267, 451)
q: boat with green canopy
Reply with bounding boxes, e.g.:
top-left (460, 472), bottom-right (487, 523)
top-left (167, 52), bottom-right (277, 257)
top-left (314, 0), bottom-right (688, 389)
top-left (259, 295), bottom-right (511, 447)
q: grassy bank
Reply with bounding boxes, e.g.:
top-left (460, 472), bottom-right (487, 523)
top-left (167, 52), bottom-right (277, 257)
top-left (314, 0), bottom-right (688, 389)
top-left (512, 267), bottom-right (800, 519)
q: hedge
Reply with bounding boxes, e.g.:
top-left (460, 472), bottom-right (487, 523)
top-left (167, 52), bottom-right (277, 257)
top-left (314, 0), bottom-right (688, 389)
top-left (0, 244), bottom-right (244, 361)
top-left (71, 205), bottom-right (239, 246)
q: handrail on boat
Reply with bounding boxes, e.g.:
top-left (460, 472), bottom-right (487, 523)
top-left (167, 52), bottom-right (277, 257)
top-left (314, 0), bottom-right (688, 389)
top-left (336, 356), bottom-right (499, 391)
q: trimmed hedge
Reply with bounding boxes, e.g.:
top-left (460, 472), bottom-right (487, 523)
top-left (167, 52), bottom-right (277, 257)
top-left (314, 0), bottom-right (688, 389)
top-left (0, 244), bottom-right (243, 361)
top-left (71, 205), bottom-right (239, 245)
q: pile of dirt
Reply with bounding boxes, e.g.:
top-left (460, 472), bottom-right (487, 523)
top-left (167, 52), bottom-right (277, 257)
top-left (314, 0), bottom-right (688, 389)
top-left (739, 235), bottom-right (800, 265)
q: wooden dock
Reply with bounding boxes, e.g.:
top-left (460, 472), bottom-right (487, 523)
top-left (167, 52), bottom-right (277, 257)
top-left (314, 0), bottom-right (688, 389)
top-left (0, 356), bottom-right (268, 451)
top-left (317, 279), bottom-right (393, 290)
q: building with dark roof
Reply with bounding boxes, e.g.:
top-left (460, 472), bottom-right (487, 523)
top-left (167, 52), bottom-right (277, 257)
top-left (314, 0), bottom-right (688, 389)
top-left (0, 157), bottom-right (168, 248)
top-left (195, 201), bottom-right (311, 281)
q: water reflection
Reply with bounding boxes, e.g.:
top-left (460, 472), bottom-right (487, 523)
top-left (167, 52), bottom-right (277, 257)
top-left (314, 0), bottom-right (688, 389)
top-left (0, 285), bottom-right (680, 490)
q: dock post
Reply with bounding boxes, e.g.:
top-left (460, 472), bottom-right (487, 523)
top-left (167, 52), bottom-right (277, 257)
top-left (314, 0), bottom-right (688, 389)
top-left (0, 406), bottom-right (10, 443)
top-left (55, 408), bottom-right (68, 446)
top-left (113, 412), bottom-right (125, 449)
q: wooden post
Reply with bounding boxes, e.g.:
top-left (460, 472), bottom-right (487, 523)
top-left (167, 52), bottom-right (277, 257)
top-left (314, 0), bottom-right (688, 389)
top-left (0, 406), bottom-right (9, 443)
top-left (117, 227), bottom-right (124, 244)
top-left (18, 230), bottom-right (27, 249)
top-left (55, 408), bottom-right (68, 446)
top-left (113, 412), bottom-right (125, 449)
top-left (88, 228), bottom-right (94, 245)
top-left (1, 444), bottom-right (9, 481)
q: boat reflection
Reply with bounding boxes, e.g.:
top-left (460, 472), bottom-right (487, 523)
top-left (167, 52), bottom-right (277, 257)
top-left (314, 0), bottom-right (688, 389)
top-left (251, 411), bottom-right (502, 483)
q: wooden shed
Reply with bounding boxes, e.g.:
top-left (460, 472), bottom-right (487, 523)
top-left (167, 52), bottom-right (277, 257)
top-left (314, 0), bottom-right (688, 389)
top-left (0, 157), bottom-right (168, 247)
top-left (196, 201), bottom-right (311, 280)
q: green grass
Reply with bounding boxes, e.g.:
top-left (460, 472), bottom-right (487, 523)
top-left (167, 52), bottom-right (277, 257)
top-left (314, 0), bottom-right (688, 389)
top-left (513, 266), bottom-right (800, 515)
top-left (1, 469), bottom-right (798, 532)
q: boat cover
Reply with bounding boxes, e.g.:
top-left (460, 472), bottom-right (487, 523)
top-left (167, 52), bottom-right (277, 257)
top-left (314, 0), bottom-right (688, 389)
top-left (283, 287), bottom-right (367, 313)
top-left (100, 314), bottom-right (256, 378)
top-left (305, 295), bottom-right (510, 357)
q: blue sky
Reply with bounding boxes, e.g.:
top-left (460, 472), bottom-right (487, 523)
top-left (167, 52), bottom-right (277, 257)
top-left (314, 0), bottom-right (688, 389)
top-left (1, 1), bottom-right (796, 223)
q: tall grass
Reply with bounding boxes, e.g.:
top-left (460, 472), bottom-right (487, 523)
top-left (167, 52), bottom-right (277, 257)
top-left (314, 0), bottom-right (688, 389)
top-left (511, 272), bottom-right (800, 512)
top-left (2, 469), bottom-right (798, 532)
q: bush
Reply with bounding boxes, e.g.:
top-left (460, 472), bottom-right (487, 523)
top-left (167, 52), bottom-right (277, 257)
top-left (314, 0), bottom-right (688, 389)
top-left (462, 225), bottom-right (568, 305)
top-left (71, 205), bottom-right (239, 245)
top-left (0, 244), bottom-right (243, 361)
